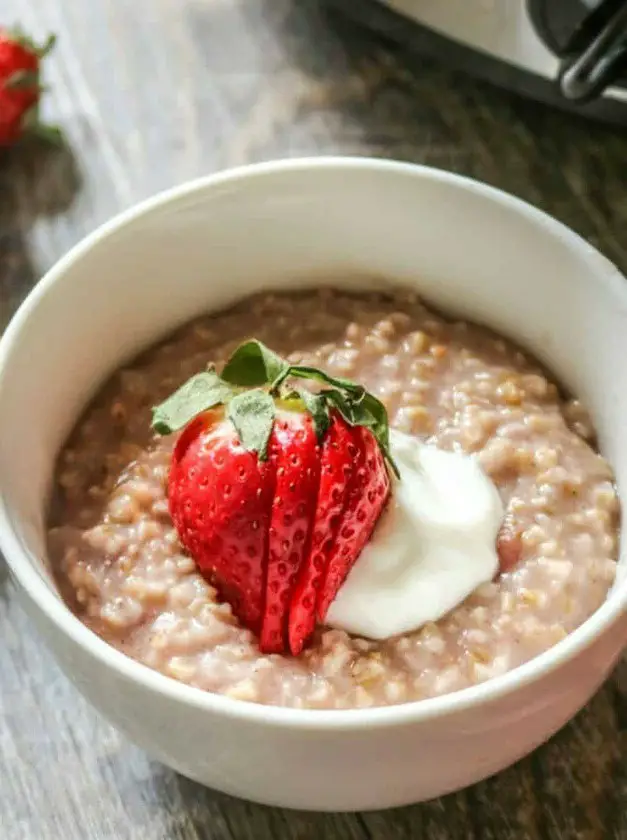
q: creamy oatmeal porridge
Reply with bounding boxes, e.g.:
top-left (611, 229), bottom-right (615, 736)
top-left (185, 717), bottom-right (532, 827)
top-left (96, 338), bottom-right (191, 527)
top-left (48, 288), bottom-right (620, 709)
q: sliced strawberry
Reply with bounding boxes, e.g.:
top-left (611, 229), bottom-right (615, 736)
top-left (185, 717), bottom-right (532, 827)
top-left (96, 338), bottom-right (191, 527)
top-left (260, 412), bottom-right (321, 653)
top-left (168, 411), bottom-right (276, 634)
top-left (153, 339), bottom-right (399, 656)
top-left (288, 415), bottom-right (354, 655)
top-left (316, 425), bottom-right (391, 622)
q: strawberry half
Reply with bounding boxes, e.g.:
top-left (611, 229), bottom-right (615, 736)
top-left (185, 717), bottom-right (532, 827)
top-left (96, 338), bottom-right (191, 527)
top-left (152, 340), bottom-right (398, 655)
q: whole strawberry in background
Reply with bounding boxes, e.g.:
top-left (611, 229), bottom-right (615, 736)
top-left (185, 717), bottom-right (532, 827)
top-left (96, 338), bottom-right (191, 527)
top-left (152, 340), bottom-right (398, 656)
top-left (0, 26), bottom-right (60, 147)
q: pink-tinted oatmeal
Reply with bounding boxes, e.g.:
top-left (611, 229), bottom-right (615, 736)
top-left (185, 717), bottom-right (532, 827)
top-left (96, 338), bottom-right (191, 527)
top-left (47, 288), bottom-right (620, 709)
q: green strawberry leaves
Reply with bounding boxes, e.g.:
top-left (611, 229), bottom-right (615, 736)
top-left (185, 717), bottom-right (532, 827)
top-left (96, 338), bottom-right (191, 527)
top-left (296, 389), bottom-right (331, 441)
top-left (35, 33), bottom-right (57, 59)
top-left (151, 370), bottom-right (235, 435)
top-left (227, 390), bottom-right (276, 460)
top-left (221, 340), bottom-right (289, 388)
top-left (5, 69), bottom-right (39, 90)
top-left (283, 365), bottom-right (396, 476)
top-left (8, 28), bottom-right (56, 59)
top-left (152, 339), bottom-right (399, 475)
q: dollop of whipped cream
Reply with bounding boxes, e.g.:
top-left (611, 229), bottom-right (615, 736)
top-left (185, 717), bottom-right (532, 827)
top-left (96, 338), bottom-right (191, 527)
top-left (326, 430), bottom-right (504, 639)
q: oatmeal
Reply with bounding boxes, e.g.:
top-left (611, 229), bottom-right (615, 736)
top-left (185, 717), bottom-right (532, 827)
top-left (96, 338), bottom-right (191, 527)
top-left (47, 288), bottom-right (620, 709)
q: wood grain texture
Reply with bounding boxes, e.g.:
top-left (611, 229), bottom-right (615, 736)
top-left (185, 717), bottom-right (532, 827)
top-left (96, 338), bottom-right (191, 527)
top-left (1, 1), bottom-right (627, 837)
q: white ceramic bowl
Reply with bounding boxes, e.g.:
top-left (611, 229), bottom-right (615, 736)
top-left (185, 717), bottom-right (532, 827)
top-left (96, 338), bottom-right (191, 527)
top-left (0, 158), bottom-right (626, 812)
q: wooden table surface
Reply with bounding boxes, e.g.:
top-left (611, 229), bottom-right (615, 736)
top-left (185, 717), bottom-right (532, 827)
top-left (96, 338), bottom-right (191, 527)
top-left (2, 1), bottom-right (627, 838)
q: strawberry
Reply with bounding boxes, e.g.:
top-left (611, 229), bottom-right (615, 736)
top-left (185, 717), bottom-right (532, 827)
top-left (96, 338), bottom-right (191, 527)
top-left (152, 340), bottom-right (398, 655)
top-left (0, 27), bottom-right (59, 147)
top-left (288, 417), bottom-right (355, 655)
top-left (168, 411), bottom-right (276, 634)
top-left (315, 424), bottom-right (390, 621)
top-left (262, 413), bottom-right (320, 652)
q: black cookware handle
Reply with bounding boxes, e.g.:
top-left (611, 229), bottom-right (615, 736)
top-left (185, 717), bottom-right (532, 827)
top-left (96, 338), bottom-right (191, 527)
top-left (558, 3), bottom-right (627, 103)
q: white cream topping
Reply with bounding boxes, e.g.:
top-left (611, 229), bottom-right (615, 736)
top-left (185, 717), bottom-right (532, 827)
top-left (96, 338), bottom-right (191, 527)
top-left (326, 430), bottom-right (504, 639)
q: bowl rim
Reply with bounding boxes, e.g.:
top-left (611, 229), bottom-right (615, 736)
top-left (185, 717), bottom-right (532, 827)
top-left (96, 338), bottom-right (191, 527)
top-left (1, 155), bottom-right (625, 730)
